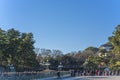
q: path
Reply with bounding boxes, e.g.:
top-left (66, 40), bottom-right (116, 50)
top-left (36, 76), bottom-right (120, 80)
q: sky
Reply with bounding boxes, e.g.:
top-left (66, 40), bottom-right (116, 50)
top-left (0, 0), bottom-right (120, 53)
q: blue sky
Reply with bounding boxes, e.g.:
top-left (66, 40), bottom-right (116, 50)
top-left (0, 0), bottom-right (120, 53)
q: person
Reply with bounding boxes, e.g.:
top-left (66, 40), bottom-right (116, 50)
top-left (73, 70), bottom-right (76, 77)
top-left (70, 70), bottom-right (74, 77)
top-left (77, 70), bottom-right (80, 76)
top-left (57, 71), bottom-right (60, 78)
top-left (96, 69), bottom-right (99, 76)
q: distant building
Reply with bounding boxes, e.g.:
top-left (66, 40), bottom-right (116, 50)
top-left (99, 43), bottom-right (113, 51)
top-left (97, 43), bottom-right (113, 57)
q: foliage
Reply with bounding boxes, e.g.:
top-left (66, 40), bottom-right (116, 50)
top-left (83, 56), bottom-right (99, 69)
top-left (108, 25), bottom-right (120, 70)
top-left (35, 25), bottom-right (120, 71)
top-left (109, 25), bottom-right (120, 55)
top-left (84, 46), bottom-right (99, 54)
top-left (0, 28), bottom-right (39, 71)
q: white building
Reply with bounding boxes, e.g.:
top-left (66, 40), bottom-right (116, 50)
top-left (99, 43), bottom-right (113, 51)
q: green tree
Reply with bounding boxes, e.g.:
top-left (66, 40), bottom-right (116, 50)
top-left (6, 29), bottom-right (20, 65)
top-left (16, 33), bottom-right (39, 70)
top-left (84, 46), bottom-right (99, 54)
top-left (109, 25), bottom-right (120, 55)
top-left (0, 28), bottom-right (39, 71)
top-left (108, 25), bottom-right (120, 70)
top-left (83, 56), bottom-right (99, 69)
top-left (109, 58), bottom-right (116, 70)
top-left (0, 29), bottom-right (9, 66)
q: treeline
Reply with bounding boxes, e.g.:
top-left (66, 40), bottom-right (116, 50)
top-left (1, 25), bottom-right (120, 71)
top-left (36, 25), bottom-right (120, 71)
top-left (0, 28), bottom-right (39, 71)
top-left (35, 47), bottom-right (99, 69)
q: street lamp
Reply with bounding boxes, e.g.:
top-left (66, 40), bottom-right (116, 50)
top-left (8, 64), bottom-right (15, 72)
top-left (58, 62), bottom-right (63, 70)
top-left (45, 60), bottom-right (50, 70)
top-left (57, 62), bottom-right (63, 78)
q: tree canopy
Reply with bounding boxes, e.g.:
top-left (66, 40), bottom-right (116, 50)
top-left (109, 25), bottom-right (120, 55)
top-left (1, 25), bottom-right (120, 71)
top-left (0, 28), bottom-right (39, 71)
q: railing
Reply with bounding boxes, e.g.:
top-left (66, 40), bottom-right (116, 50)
top-left (0, 71), bottom-right (70, 80)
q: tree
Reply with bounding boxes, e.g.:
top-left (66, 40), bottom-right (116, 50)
top-left (0, 28), bottom-right (39, 71)
top-left (0, 29), bottom-right (8, 66)
top-left (62, 54), bottom-right (76, 69)
top-left (84, 46), bottom-right (99, 54)
top-left (16, 32), bottom-right (39, 70)
top-left (83, 56), bottom-right (99, 69)
top-left (108, 25), bottom-right (120, 70)
top-left (109, 25), bottom-right (120, 55)
top-left (5, 29), bottom-right (20, 65)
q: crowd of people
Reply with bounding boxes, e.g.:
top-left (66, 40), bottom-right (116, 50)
top-left (70, 69), bottom-right (120, 77)
top-left (56, 68), bottom-right (120, 79)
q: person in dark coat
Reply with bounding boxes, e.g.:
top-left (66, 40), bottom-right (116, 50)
top-left (57, 71), bottom-right (60, 78)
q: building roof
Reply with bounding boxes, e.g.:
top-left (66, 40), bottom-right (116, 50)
top-left (100, 43), bottom-right (113, 48)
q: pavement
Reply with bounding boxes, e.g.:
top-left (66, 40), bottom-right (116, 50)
top-left (36, 76), bottom-right (120, 80)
